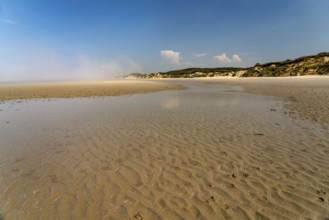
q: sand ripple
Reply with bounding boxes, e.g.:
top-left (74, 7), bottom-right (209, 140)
top-left (0, 81), bottom-right (328, 219)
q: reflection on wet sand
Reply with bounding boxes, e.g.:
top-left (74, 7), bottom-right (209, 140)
top-left (161, 97), bottom-right (180, 110)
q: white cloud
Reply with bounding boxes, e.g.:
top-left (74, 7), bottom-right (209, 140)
top-left (232, 54), bottom-right (242, 62)
top-left (213, 53), bottom-right (242, 63)
top-left (160, 50), bottom-right (181, 65)
top-left (192, 53), bottom-right (207, 58)
top-left (1, 19), bottom-right (16, 24)
top-left (213, 53), bottom-right (232, 63)
top-left (160, 50), bottom-right (193, 67)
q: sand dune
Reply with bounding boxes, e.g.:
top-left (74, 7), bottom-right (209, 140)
top-left (0, 80), bottom-right (328, 219)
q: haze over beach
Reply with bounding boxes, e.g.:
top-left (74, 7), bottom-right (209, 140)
top-left (1, 1), bottom-right (329, 220)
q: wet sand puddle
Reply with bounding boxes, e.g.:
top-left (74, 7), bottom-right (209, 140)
top-left (0, 81), bottom-right (328, 219)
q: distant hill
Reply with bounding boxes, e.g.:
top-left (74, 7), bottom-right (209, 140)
top-left (127, 52), bottom-right (329, 78)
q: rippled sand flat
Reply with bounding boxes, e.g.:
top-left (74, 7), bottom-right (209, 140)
top-left (0, 80), bottom-right (328, 219)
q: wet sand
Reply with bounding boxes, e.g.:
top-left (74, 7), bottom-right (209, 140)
top-left (198, 76), bottom-right (329, 125)
top-left (0, 80), bottom-right (184, 101)
top-left (0, 79), bottom-right (328, 219)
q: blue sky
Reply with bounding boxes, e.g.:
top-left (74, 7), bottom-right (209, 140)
top-left (1, 0), bottom-right (329, 81)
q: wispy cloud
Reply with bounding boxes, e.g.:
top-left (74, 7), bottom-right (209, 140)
top-left (1, 19), bottom-right (16, 24)
top-left (213, 53), bottom-right (242, 63)
top-left (232, 54), bottom-right (242, 62)
top-left (192, 53), bottom-right (207, 58)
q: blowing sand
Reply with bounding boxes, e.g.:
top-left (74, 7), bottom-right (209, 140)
top-left (0, 80), bottom-right (184, 101)
top-left (0, 78), bottom-right (328, 219)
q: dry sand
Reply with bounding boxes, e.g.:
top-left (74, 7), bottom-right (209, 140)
top-left (0, 80), bottom-right (184, 101)
top-left (0, 79), bottom-right (328, 219)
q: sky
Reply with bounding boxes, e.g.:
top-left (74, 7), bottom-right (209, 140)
top-left (1, 0), bottom-right (329, 82)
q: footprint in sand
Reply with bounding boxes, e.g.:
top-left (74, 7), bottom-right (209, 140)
top-left (316, 190), bottom-right (327, 202)
top-left (134, 212), bottom-right (143, 220)
top-left (206, 196), bottom-right (217, 204)
top-left (254, 133), bottom-right (264, 136)
top-left (243, 173), bottom-right (250, 177)
top-left (12, 158), bottom-right (24, 164)
top-left (317, 197), bottom-right (325, 202)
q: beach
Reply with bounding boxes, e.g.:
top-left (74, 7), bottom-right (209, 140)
top-left (0, 78), bottom-right (328, 219)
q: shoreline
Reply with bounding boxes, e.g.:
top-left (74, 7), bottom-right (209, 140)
top-left (1, 76), bottom-right (328, 125)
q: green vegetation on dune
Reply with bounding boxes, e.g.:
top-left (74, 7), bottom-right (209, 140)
top-left (128, 67), bottom-right (246, 78)
top-left (127, 52), bottom-right (329, 78)
top-left (243, 52), bottom-right (329, 77)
